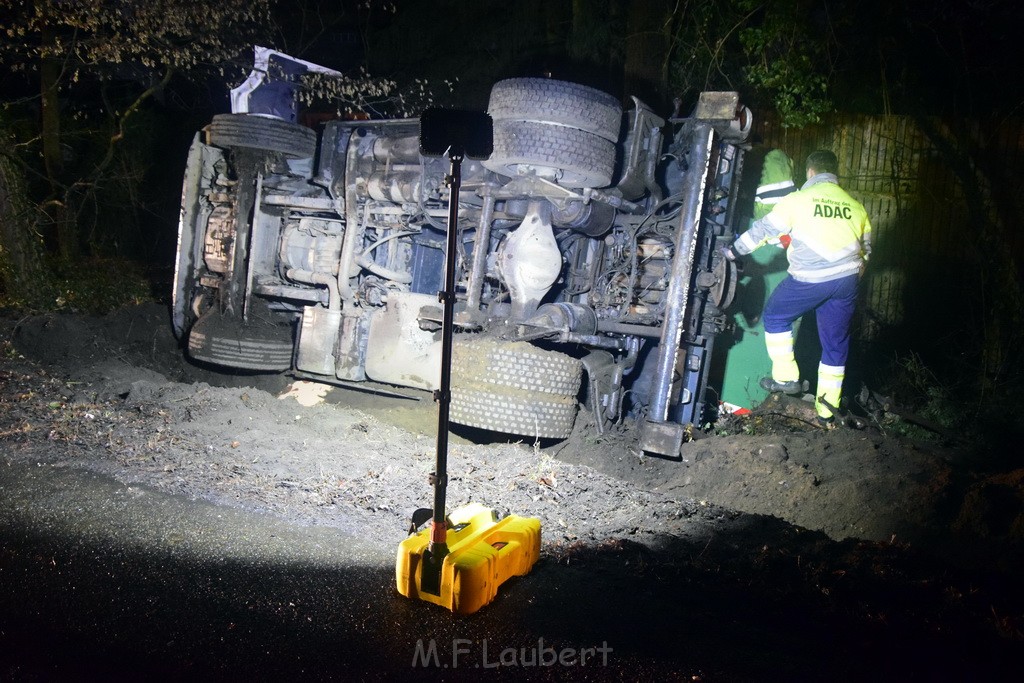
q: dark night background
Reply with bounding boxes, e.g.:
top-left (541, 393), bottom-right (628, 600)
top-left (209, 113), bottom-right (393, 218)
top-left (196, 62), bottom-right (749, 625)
top-left (2, 2), bottom-right (1024, 679)
top-left (3, 0), bottom-right (1021, 265)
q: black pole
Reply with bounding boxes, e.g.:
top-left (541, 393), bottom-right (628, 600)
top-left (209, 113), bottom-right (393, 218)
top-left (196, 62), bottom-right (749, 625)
top-left (415, 107), bottom-right (490, 595)
top-left (425, 151), bottom-right (463, 574)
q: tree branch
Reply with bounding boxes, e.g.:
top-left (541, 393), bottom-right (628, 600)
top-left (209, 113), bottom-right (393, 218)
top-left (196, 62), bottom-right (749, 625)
top-left (89, 67), bottom-right (175, 182)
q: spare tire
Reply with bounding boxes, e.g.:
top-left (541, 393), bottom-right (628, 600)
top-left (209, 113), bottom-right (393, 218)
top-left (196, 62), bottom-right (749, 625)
top-left (483, 120), bottom-right (615, 189)
top-left (450, 339), bottom-right (582, 440)
top-left (487, 78), bottom-right (623, 142)
top-left (207, 114), bottom-right (317, 159)
top-left (452, 339), bottom-right (583, 395)
top-left (450, 382), bottom-right (579, 440)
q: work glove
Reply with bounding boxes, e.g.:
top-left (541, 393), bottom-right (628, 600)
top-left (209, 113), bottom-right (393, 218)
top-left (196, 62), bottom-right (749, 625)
top-left (718, 245), bottom-right (737, 262)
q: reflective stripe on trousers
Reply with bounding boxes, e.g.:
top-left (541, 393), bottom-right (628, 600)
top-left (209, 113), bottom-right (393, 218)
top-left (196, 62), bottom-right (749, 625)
top-left (765, 331), bottom-right (800, 383)
top-left (816, 363), bottom-right (845, 418)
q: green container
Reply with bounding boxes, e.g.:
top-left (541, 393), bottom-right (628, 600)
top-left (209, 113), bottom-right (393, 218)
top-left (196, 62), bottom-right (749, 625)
top-left (719, 149), bottom-right (797, 411)
top-left (719, 241), bottom-right (791, 411)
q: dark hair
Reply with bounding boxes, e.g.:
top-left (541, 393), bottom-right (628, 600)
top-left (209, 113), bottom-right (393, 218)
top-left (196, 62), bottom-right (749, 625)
top-left (806, 150), bottom-right (838, 175)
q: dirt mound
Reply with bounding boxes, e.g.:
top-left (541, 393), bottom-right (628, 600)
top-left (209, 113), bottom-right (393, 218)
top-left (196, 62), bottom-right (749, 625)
top-left (4, 304), bottom-right (1021, 570)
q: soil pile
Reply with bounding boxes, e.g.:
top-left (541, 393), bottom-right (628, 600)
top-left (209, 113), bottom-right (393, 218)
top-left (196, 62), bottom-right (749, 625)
top-left (4, 303), bottom-right (1022, 569)
top-left (2, 304), bottom-right (1023, 680)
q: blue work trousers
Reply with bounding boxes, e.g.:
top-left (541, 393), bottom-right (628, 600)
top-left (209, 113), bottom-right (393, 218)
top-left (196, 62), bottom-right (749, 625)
top-left (762, 274), bottom-right (859, 367)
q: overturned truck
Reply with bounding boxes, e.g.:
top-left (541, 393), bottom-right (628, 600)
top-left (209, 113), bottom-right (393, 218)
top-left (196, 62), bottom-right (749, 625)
top-left (173, 75), bottom-right (750, 456)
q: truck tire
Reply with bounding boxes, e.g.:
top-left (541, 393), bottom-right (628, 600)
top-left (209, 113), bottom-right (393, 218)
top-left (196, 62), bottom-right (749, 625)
top-left (483, 120), bottom-right (615, 189)
top-left (450, 382), bottom-right (579, 440)
top-left (207, 114), bottom-right (317, 159)
top-left (187, 309), bottom-right (293, 371)
top-left (450, 339), bottom-right (581, 439)
top-left (487, 78), bottom-right (623, 142)
top-left (452, 340), bottom-right (583, 396)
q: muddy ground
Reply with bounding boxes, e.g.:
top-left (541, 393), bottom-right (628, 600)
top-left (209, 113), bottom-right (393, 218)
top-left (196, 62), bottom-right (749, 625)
top-left (2, 303), bottom-right (1023, 679)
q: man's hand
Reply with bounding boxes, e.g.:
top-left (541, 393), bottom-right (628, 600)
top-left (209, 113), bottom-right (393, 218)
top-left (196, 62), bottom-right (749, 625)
top-left (719, 245), bottom-right (737, 262)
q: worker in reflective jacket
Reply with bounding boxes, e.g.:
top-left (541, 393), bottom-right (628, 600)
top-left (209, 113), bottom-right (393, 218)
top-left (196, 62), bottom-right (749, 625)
top-left (722, 150), bottom-right (871, 424)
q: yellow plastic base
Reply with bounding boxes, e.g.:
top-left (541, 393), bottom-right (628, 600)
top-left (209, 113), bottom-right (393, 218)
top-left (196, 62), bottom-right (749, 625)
top-left (396, 503), bottom-right (541, 614)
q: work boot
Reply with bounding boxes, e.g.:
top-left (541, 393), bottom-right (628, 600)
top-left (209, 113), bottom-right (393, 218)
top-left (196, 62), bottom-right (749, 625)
top-left (816, 415), bottom-right (836, 430)
top-left (759, 376), bottom-right (803, 396)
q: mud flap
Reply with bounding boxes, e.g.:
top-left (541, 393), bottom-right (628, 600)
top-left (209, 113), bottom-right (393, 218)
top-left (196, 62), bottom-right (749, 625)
top-left (638, 419), bottom-right (688, 457)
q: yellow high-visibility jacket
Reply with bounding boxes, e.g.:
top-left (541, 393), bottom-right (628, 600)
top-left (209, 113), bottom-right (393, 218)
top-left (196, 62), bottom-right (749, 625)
top-left (734, 173), bottom-right (871, 283)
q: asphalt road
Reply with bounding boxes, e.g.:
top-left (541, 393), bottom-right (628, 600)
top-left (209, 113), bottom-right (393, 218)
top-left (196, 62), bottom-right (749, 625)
top-left (0, 460), bottom-right (1016, 682)
top-left (0, 460), bottom-right (691, 681)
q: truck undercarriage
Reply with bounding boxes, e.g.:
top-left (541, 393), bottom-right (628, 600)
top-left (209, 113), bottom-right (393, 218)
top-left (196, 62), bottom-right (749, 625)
top-left (173, 74), bottom-right (750, 456)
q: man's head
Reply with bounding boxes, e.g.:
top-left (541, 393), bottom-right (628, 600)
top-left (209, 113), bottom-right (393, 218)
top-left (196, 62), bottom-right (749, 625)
top-left (806, 150), bottom-right (838, 178)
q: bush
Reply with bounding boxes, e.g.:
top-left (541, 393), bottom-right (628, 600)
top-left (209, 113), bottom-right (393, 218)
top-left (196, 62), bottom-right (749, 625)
top-left (0, 256), bottom-right (152, 315)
